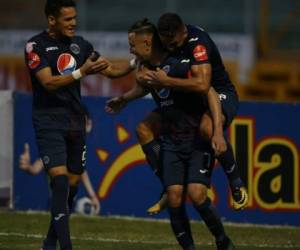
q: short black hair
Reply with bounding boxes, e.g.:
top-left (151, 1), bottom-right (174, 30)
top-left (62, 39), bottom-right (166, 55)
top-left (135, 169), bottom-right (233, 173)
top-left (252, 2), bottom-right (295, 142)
top-left (129, 18), bottom-right (162, 46)
top-left (157, 13), bottom-right (184, 38)
top-left (128, 18), bottom-right (156, 35)
top-left (45, 0), bottom-right (76, 18)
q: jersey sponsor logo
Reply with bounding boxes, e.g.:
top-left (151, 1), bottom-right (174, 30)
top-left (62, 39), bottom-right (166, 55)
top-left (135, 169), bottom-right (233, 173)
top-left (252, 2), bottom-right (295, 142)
top-left (193, 45), bottom-right (208, 61)
top-left (57, 53), bottom-right (77, 75)
top-left (26, 42), bottom-right (36, 53)
top-left (46, 46), bottom-right (59, 52)
top-left (27, 52), bottom-right (40, 69)
top-left (70, 43), bottom-right (80, 54)
top-left (188, 37), bottom-right (199, 42)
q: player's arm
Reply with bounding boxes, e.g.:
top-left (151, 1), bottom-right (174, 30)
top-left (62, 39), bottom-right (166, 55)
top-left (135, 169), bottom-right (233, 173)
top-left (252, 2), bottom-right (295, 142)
top-left (100, 58), bottom-right (136, 79)
top-left (36, 57), bottom-right (109, 91)
top-left (142, 64), bottom-right (211, 95)
top-left (105, 83), bottom-right (148, 114)
top-left (81, 171), bottom-right (100, 214)
top-left (207, 87), bottom-right (227, 155)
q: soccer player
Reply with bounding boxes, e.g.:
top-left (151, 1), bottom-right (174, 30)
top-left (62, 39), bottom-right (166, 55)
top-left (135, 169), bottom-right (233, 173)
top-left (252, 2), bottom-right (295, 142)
top-left (106, 19), bottom-right (234, 250)
top-left (24, 1), bottom-right (133, 249)
top-left (138, 13), bottom-right (248, 213)
top-left (19, 108), bottom-right (100, 214)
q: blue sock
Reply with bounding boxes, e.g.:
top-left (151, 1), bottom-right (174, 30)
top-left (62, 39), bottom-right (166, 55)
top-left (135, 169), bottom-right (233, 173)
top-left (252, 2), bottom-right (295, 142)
top-left (217, 139), bottom-right (243, 190)
top-left (68, 185), bottom-right (78, 213)
top-left (194, 198), bottom-right (226, 242)
top-left (51, 175), bottom-right (72, 250)
top-left (168, 205), bottom-right (194, 249)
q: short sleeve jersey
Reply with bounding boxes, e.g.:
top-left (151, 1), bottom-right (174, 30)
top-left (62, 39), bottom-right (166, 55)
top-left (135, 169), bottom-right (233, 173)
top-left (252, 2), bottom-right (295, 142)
top-left (171, 25), bottom-right (235, 92)
top-left (145, 56), bottom-right (207, 141)
top-left (24, 31), bottom-right (94, 131)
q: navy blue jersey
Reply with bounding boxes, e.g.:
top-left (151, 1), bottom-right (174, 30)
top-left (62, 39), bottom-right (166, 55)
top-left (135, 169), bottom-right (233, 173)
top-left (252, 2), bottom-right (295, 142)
top-left (145, 56), bottom-right (207, 142)
top-left (24, 31), bottom-right (94, 131)
top-left (170, 25), bottom-right (235, 92)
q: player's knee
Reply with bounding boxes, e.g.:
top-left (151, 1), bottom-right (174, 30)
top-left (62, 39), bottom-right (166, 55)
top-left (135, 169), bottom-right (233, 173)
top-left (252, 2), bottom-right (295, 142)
top-left (68, 174), bottom-right (81, 186)
top-left (187, 184), bottom-right (207, 206)
top-left (135, 122), bottom-right (153, 142)
top-left (167, 187), bottom-right (184, 207)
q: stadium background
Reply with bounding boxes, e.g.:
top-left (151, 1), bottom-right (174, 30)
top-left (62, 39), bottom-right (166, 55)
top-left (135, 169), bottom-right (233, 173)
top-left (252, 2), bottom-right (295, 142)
top-left (0, 0), bottom-right (299, 229)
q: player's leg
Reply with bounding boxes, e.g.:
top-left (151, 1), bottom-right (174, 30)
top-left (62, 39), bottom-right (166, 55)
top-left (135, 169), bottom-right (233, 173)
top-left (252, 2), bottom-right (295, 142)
top-left (199, 91), bottom-right (248, 210)
top-left (48, 166), bottom-right (72, 250)
top-left (66, 131), bottom-right (87, 213)
top-left (136, 110), bottom-right (162, 180)
top-left (135, 110), bottom-right (167, 214)
top-left (36, 129), bottom-right (71, 250)
top-left (187, 147), bottom-right (234, 250)
top-left (163, 149), bottom-right (195, 250)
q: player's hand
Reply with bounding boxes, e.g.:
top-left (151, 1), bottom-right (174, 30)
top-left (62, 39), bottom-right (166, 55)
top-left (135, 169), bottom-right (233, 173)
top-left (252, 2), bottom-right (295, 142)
top-left (80, 57), bottom-right (110, 76)
top-left (211, 134), bottom-right (227, 156)
top-left (19, 143), bottom-right (31, 171)
top-left (105, 96), bottom-right (127, 114)
top-left (90, 195), bottom-right (100, 215)
top-left (144, 67), bottom-right (169, 85)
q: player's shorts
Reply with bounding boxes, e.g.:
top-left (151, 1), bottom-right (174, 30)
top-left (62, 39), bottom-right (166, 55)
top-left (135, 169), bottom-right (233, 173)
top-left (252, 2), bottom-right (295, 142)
top-left (161, 141), bottom-right (214, 188)
top-left (217, 89), bottom-right (239, 128)
top-left (35, 129), bottom-right (86, 175)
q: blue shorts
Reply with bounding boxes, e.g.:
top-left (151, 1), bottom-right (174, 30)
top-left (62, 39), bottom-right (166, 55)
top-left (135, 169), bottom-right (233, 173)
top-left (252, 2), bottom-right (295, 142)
top-left (161, 140), bottom-right (214, 188)
top-left (35, 129), bottom-right (86, 175)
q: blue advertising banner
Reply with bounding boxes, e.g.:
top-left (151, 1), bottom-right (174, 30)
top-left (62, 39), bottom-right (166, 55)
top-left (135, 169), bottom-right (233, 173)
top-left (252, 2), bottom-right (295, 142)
top-left (13, 92), bottom-right (300, 226)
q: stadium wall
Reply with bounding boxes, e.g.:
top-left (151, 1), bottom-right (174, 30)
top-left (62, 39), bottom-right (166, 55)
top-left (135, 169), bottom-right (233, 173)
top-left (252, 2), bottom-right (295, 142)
top-left (12, 92), bottom-right (300, 226)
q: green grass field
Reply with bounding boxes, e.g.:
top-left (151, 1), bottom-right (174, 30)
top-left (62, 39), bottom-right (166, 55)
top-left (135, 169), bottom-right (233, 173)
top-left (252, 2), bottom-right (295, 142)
top-left (0, 211), bottom-right (299, 250)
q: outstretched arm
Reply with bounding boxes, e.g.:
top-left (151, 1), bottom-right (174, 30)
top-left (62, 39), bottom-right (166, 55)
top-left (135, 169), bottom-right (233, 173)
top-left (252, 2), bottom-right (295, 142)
top-left (19, 143), bottom-right (44, 175)
top-left (81, 171), bottom-right (100, 214)
top-left (207, 87), bottom-right (227, 155)
top-left (100, 58), bottom-right (136, 79)
top-left (105, 83), bottom-right (148, 114)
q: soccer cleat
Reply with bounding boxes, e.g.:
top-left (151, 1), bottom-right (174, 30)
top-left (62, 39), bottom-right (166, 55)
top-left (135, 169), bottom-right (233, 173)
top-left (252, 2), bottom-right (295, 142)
top-left (232, 186), bottom-right (248, 210)
top-left (216, 236), bottom-right (235, 250)
top-left (147, 193), bottom-right (168, 215)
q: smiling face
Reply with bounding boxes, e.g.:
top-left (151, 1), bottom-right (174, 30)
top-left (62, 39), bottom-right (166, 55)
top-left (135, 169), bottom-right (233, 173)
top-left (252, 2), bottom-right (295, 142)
top-left (48, 6), bottom-right (77, 38)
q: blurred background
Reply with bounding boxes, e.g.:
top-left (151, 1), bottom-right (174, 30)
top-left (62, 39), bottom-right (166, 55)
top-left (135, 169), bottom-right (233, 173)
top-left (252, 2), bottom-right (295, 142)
top-left (0, 0), bottom-right (299, 100)
top-left (0, 0), bottom-right (300, 229)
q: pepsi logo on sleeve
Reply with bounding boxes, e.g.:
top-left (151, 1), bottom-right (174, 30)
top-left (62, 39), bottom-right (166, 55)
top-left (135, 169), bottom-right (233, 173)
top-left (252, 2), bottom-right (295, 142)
top-left (57, 53), bottom-right (77, 75)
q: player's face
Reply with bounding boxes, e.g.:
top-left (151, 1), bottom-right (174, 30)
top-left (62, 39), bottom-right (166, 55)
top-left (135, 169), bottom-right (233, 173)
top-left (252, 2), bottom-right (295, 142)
top-left (128, 32), bottom-right (152, 61)
top-left (159, 26), bottom-right (187, 52)
top-left (51, 7), bottom-right (77, 38)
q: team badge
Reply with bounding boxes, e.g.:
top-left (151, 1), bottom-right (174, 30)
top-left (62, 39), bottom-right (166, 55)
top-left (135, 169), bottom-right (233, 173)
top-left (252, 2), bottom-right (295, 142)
top-left (193, 45), bottom-right (208, 61)
top-left (57, 53), bottom-right (77, 75)
top-left (27, 52), bottom-right (40, 69)
top-left (70, 43), bottom-right (80, 54)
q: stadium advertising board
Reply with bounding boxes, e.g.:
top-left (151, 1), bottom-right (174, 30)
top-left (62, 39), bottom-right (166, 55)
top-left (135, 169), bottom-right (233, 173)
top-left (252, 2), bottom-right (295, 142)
top-left (13, 93), bottom-right (300, 226)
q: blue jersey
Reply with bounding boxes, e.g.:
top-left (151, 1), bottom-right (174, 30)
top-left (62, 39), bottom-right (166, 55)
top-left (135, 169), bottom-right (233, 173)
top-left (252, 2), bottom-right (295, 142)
top-left (145, 56), bottom-right (207, 143)
top-left (170, 25), bottom-right (235, 92)
top-left (24, 31), bottom-right (94, 131)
